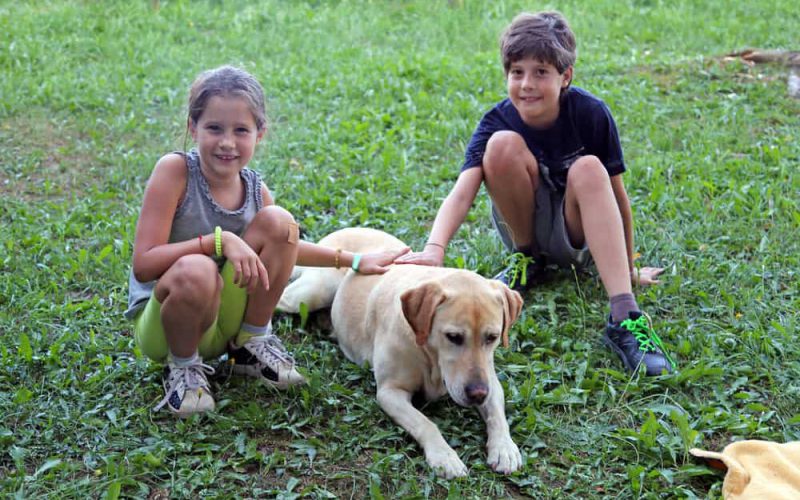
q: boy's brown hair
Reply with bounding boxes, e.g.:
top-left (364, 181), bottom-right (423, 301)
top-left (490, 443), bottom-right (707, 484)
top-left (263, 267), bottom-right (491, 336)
top-left (500, 11), bottom-right (576, 75)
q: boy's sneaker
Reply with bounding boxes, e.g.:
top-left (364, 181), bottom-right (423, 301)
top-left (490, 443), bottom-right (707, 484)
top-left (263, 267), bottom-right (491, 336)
top-left (602, 311), bottom-right (676, 376)
top-left (229, 334), bottom-right (306, 389)
top-left (493, 252), bottom-right (544, 292)
top-left (153, 359), bottom-right (216, 416)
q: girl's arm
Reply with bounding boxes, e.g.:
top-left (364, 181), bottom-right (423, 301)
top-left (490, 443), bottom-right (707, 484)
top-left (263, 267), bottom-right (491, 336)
top-left (610, 174), bottom-right (662, 286)
top-left (132, 153), bottom-right (197, 282)
top-left (261, 182), bottom-right (275, 206)
top-left (296, 241), bottom-right (410, 275)
top-left (394, 167), bottom-right (483, 266)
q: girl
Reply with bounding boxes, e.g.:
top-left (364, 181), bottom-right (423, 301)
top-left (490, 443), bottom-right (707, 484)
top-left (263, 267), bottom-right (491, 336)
top-left (125, 65), bottom-right (408, 416)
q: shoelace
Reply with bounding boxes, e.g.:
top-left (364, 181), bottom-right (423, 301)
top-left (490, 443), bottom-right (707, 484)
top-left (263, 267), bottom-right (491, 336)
top-left (153, 361), bottom-right (215, 411)
top-left (503, 252), bottom-right (536, 288)
top-left (620, 314), bottom-right (677, 369)
top-left (245, 334), bottom-right (296, 370)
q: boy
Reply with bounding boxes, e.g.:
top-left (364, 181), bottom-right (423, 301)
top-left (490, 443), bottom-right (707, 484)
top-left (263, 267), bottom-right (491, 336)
top-left (395, 11), bottom-right (674, 375)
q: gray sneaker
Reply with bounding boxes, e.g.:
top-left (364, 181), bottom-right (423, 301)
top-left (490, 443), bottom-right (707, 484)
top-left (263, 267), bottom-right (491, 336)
top-left (153, 358), bottom-right (215, 416)
top-left (228, 334), bottom-right (306, 389)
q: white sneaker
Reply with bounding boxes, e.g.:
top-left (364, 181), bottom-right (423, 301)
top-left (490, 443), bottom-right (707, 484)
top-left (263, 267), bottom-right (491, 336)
top-left (153, 359), bottom-right (215, 416)
top-left (228, 334), bottom-right (306, 389)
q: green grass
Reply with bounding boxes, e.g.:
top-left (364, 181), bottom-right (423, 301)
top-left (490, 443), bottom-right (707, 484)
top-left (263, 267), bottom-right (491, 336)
top-left (2, 0), bottom-right (799, 498)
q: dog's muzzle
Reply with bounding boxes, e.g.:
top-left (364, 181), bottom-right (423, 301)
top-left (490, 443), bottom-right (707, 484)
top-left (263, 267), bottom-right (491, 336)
top-left (464, 382), bottom-right (489, 405)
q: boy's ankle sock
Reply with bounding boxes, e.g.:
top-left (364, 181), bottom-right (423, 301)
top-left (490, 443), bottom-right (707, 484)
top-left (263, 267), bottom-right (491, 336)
top-left (610, 293), bottom-right (639, 323)
top-left (168, 351), bottom-right (200, 368)
top-left (235, 321), bottom-right (273, 347)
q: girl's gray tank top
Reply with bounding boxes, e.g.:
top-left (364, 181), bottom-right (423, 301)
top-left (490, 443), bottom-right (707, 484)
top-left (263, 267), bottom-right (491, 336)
top-left (124, 149), bottom-right (264, 318)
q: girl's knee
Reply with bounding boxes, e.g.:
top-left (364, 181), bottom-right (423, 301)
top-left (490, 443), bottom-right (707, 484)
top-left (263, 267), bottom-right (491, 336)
top-left (160, 255), bottom-right (220, 302)
top-left (567, 155), bottom-right (609, 192)
top-left (483, 131), bottom-right (538, 182)
top-left (249, 205), bottom-right (297, 244)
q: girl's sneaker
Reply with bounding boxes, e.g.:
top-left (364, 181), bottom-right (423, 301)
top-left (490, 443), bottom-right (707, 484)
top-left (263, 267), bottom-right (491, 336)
top-left (228, 334), bottom-right (306, 389)
top-left (153, 359), bottom-right (216, 416)
top-left (602, 311), bottom-right (676, 376)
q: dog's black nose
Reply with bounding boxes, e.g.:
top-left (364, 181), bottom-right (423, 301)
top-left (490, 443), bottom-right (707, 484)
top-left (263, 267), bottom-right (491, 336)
top-left (465, 382), bottom-right (488, 405)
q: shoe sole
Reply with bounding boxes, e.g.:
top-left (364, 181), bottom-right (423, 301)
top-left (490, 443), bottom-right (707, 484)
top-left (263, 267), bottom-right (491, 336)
top-left (232, 364), bottom-right (306, 389)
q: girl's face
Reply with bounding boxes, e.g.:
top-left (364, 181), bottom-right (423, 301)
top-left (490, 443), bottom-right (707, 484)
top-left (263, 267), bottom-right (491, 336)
top-left (506, 57), bottom-right (572, 129)
top-left (189, 95), bottom-right (264, 178)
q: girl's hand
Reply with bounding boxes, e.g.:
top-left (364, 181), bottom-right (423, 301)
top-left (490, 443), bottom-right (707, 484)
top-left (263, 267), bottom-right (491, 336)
top-left (393, 246), bottom-right (445, 267)
top-left (632, 266), bottom-right (664, 286)
top-left (356, 247), bottom-right (411, 275)
top-left (222, 231), bottom-right (270, 293)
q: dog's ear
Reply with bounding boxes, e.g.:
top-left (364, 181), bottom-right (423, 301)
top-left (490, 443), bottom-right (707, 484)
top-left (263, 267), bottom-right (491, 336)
top-left (401, 282), bottom-right (447, 346)
top-left (492, 281), bottom-right (524, 348)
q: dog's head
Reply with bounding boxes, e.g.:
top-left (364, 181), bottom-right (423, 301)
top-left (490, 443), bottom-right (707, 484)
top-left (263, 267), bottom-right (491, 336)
top-left (400, 271), bottom-right (523, 407)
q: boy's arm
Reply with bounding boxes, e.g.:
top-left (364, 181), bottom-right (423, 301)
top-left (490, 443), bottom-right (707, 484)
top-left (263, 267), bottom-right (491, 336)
top-left (611, 174), bottom-right (663, 285)
top-left (395, 167), bottom-right (484, 266)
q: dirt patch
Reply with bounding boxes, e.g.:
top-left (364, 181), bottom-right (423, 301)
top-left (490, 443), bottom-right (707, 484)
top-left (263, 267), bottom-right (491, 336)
top-left (0, 112), bottom-right (104, 202)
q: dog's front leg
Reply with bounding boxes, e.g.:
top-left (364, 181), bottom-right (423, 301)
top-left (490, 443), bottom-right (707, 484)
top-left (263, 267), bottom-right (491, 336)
top-left (478, 375), bottom-right (522, 474)
top-left (377, 386), bottom-right (468, 478)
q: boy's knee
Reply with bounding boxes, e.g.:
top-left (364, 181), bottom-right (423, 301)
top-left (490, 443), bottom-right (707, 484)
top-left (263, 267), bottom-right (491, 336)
top-left (567, 155), bottom-right (609, 191)
top-left (251, 205), bottom-right (299, 245)
top-left (483, 131), bottom-right (538, 184)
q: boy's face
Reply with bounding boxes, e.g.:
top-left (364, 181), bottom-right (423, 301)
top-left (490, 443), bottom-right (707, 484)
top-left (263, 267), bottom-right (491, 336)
top-left (506, 57), bottom-right (572, 128)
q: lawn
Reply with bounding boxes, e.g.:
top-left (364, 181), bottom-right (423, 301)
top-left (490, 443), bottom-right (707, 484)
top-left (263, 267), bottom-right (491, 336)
top-left (1, 0), bottom-right (799, 498)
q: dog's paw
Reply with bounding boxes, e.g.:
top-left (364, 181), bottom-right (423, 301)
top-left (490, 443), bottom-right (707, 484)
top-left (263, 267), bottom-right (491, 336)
top-left (487, 437), bottom-right (522, 474)
top-left (426, 447), bottom-right (468, 478)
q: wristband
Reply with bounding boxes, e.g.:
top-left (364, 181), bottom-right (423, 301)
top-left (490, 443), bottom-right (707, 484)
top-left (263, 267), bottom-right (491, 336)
top-left (214, 226), bottom-right (222, 257)
top-left (351, 253), bottom-right (362, 273)
top-left (425, 242), bottom-right (445, 250)
top-left (334, 248), bottom-right (342, 269)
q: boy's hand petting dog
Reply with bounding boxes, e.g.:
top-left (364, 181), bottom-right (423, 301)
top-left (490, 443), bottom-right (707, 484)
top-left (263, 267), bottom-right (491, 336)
top-left (632, 266), bottom-right (664, 286)
top-left (358, 247), bottom-right (411, 274)
top-left (393, 247), bottom-right (445, 267)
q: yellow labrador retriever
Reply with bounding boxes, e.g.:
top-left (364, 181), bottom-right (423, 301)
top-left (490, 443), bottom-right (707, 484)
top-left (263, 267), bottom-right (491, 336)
top-left (278, 228), bottom-right (523, 478)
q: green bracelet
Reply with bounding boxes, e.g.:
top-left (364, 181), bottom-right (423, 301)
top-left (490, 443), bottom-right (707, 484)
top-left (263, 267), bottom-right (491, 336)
top-left (214, 226), bottom-right (222, 257)
top-left (351, 253), bottom-right (362, 272)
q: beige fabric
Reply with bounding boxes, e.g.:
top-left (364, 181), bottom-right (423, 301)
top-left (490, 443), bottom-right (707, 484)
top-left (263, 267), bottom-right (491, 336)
top-left (690, 441), bottom-right (800, 499)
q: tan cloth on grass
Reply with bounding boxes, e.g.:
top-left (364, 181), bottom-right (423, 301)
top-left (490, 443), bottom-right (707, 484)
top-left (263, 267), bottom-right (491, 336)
top-left (690, 440), bottom-right (800, 499)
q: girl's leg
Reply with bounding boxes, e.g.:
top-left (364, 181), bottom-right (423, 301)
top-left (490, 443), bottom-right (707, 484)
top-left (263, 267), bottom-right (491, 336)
top-left (155, 254), bottom-right (222, 355)
top-left (228, 205), bottom-right (306, 388)
top-left (482, 131), bottom-right (539, 252)
top-left (563, 155), bottom-right (630, 298)
top-left (239, 205), bottom-right (300, 331)
top-left (151, 254), bottom-right (220, 415)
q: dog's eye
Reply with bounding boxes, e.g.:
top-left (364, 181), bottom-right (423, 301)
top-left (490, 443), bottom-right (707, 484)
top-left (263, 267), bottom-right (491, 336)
top-left (445, 333), bottom-right (464, 345)
top-left (485, 334), bottom-right (499, 345)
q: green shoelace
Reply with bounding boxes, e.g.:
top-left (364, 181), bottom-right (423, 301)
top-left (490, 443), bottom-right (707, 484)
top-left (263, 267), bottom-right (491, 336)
top-left (620, 314), bottom-right (677, 369)
top-left (503, 252), bottom-right (536, 288)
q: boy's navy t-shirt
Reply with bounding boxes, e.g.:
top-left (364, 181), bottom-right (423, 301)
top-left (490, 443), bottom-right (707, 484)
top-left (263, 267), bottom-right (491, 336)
top-left (462, 86), bottom-right (625, 192)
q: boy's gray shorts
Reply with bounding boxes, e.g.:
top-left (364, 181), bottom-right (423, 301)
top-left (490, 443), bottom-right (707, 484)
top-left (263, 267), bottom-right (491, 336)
top-left (491, 183), bottom-right (593, 269)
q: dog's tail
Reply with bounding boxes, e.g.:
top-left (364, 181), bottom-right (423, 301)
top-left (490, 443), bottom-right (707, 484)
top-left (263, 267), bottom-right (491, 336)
top-left (277, 266), bottom-right (346, 314)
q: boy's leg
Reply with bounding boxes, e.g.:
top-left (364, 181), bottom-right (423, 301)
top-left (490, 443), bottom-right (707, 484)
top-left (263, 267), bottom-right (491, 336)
top-left (482, 131), bottom-right (539, 254)
top-left (138, 254), bottom-right (220, 415)
top-left (563, 156), bottom-right (672, 375)
top-left (227, 206), bottom-right (306, 388)
top-left (563, 155), bottom-right (630, 299)
top-left (483, 131), bottom-right (545, 291)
